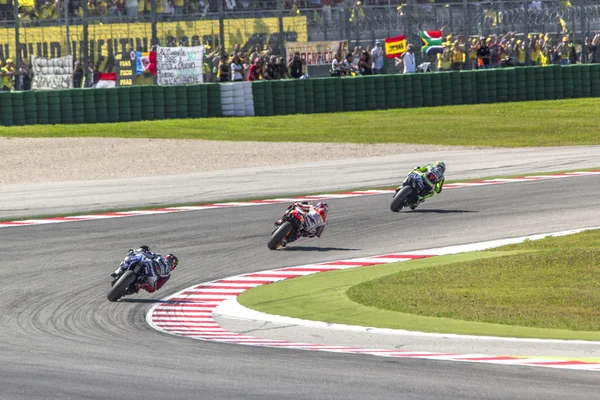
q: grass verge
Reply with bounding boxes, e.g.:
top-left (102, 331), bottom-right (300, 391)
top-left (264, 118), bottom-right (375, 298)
top-left (1, 98), bottom-right (600, 147)
top-left (238, 230), bottom-right (600, 340)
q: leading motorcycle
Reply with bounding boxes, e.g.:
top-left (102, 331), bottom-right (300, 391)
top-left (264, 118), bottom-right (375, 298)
top-left (267, 203), bottom-right (310, 250)
top-left (390, 172), bottom-right (429, 212)
top-left (107, 248), bottom-right (149, 302)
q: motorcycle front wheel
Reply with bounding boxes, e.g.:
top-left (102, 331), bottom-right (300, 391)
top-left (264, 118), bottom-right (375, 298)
top-left (390, 186), bottom-right (415, 212)
top-left (267, 221), bottom-right (294, 250)
top-left (107, 270), bottom-right (137, 302)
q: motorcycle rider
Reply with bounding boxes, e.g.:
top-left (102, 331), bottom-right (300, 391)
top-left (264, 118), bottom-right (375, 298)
top-left (288, 201), bottom-right (329, 239)
top-left (410, 161), bottom-right (446, 207)
top-left (111, 246), bottom-right (178, 293)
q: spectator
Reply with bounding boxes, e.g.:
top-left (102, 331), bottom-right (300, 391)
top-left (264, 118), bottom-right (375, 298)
top-left (125, 0), bottom-right (137, 18)
top-left (351, 46), bottom-right (361, 69)
top-left (2, 58), bottom-right (15, 91)
top-left (401, 44), bottom-right (416, 73)
top-left (450, 40), bottom-right (465, 71)
top-left (587, 33), bottom-right (600, 63)
top-left (73, 61), bottom-right (84, 88)
top-left (242, 56), bottom-right (251, 80)
top-left (340, 53), bottom-right (356, 76)
top-left (569, 41), bottom-right (578, 65)
top-left (263, 56), bottom-right (278, 80)
top-left (218, 55), bottom-right (230, 82)
top-left (170, 0), bottom-right (185, 16)
top-left (476, 38), bottom-right (491, 69)
top-left (558, 37), bottom-right (570, 65)
top-left (247, 58), bottom-right (263, 81)
top-left (358, 51), bottom-right (372, 75)
top-left (16, 63), bottom-right (31, 91)
top-left (230, 55), bottom-right (244, 81)
top-left (438, 43), bottom-right (452, 71)
top-left (371, 40), bottom-right (384, 74)
top-left (515, 40), bottom-right (525, 66)
top-left (330, 53), bottom-right (342, 76)
top-left (530, 37), bottom-right (541, 65)
top-left (288, 52), bottom-right (305, 79)
top-left (37, 0), bottom-right (59, 19)
top-left (276, 57), bottom-right (289, 79)
top-left (230, 43), bottom-right (241, 57)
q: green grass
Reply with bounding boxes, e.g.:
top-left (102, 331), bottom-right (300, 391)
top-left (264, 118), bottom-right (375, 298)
top-left (238, 230), bottom-right (600, 340)
top-left (2, 98), bottom-right (600, 147)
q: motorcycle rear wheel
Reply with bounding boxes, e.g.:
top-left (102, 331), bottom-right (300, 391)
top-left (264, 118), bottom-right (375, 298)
top-left (267, 222), bottom-right (294, 250)
top-left (390, 186), bottom-right (415, 212)
top-left (107, 270), bottom-right (137, 302)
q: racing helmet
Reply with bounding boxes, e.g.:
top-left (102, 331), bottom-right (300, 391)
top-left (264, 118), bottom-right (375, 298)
top-left (315, 202), bottom-right (329, 215)
top-left (165, 254), bottom-right (179, 271)
top-left (435, 161), bottom-right (446, 173)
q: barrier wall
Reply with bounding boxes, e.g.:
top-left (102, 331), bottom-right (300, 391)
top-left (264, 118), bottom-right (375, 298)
top-left (0, 64), bottom-right (599, 127)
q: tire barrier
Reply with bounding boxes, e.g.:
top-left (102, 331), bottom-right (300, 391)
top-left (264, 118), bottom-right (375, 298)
top-left (0, 64), bottom-right (599, 126)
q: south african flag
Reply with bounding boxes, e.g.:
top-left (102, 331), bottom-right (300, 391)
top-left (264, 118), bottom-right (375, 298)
top-left (421, 31), bottom-right (444, 55)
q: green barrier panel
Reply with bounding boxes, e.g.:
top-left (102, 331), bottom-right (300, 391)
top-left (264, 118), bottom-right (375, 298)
top-left (34, 91), bottom-right (48, 125)
top-left (71, 90), bottom-right (85, 124)
top-left (0, 93), bottom-right (13, 126)
top-left (421, 73), bottom-right (433, 107)
top-left (294, 79), bottom-right (307, 114)
top-left (163, 86), bottom-right (178, 119)
top-left (303, 79), bottom-right (314, 114)
top-left (383, 75), bottom-right (396, 109)
top-left (572, 64), bottom-right (583, 98)
top-left (439, 72), bottom-right (453, 106)
top-left (333, 78), bottom-right (343, 112)
top-left (94, 89), bottom-right (109, 123)
top-left (22, 91), bottom-right (38, 125)
top-left (187, 84), bottom-right (205, 118)
top-left (552, 65), bottom-right (563, 99)
top-left (363, 76), bottom-right (376, 110)
top-left (284, 80), bottom-right (296, 115)
top-left (450, 71), bottom-right (462, 105)
top-left (544, 66), bottom-right (555, 100)
top-left (524, 67), bottom-right (536, 101)
top-left (251, 81), bottom-right (266, 116)
top-left (48, 92), bottom-right (62, 124)
top-left (199, 85), bottom-right (209, 117)
top-left (176, 86), bottom-right (188, 119)
top-left (82, 90), bottom-right (97, 123)
top-left (152, 86), bottom-right (165, 120)
top-left (403, 74), bottom-right (413, 107)
top-left (581, 65), bottom-right (591, 97)
top-left (323, 79), bottom-right (336, 113)
top-left (411, 73), bottom-right (423, 107)
top-left (514, 67), bottom-right (527, 101)
top-left (393, 75), bottom-right (405, 108)
top-left (430, 73), bottom-right (442, 106)
top-left (341, 78), bottom-right (356, 110)
top-left (128, 86), bottom-right (143, 121)
top-left (354, 76), bottom-right (367, 110)
top-left (373, 76), bottom-right (386, 109)
top-left (59, 89), bottom-right (74, 124)
top-left (487, 69), bottom-right (498, 103)
top-left (140, 86), bottom-right (154, 120)
top-left (531, 66), bottom-right (544, 100)
top-left (11, 92), bottom-right (26, 125)
top-left (312, 78), bottom-right (326, 113)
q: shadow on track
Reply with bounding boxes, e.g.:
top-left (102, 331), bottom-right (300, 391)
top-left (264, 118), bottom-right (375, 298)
top-left (409, 209), bottom-right (477, 214)
top-left (281, 246), bottom-right (359, 252)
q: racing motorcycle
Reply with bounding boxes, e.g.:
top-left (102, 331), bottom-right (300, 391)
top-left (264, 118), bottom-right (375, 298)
top-left (267, 203), bottom-right (309, 250)
top-left (106, 248), bottom-right (149, 302)
top-left (390, 172), bottom-right (429, 212)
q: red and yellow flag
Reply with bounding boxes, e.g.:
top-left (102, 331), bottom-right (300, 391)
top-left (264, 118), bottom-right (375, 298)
top-left (385, 35), bottom-right (407, 58)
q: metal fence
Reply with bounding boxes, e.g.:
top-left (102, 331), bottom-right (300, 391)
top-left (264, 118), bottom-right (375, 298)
top-left (1, 0), bottom-right (599, 74)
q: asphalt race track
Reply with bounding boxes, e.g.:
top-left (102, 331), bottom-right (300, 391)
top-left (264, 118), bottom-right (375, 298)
top-left (1, 175), bottom-right (599, 399)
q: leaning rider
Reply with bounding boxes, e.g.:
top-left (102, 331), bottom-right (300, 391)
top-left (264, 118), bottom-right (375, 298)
top-left (290, 201), bottom-right (329, 238)
top-left (411, 161), bottom-right (446, 206)
top-left (111, 246), bottom-right (178, 293)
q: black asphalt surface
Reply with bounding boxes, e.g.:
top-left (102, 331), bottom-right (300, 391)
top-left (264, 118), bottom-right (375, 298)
top-left (1, 175), bottom-right (599, 399)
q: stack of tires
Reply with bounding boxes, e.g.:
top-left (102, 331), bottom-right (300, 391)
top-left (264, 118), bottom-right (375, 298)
top-left (553, 65), bottom-right (564, 99)
top-left (129, 86), bottom-right (143, 121)
top-left (207, 83), bottom-right (222, 117)
top-left (562, 65), bottom-right (574, 98)
top-left (323, 79), bottom-right (336, 113)
top-left (35, 91), bottom-right (49, 125)
top-left (394, 75), bottom-right (406, 108)
top-left (60, 89), bottom-right (75, 124)
top-left (421, 73), bottom-right (433, 107)
top-left (105, 88), bottom-right (120, 123)
top-left (374, 76), bottom-right (386, 110)
top-left (580, 65), bottom-right (591, 98)
top-left (117, 87), bottom-right (132, 122)
top-left (49, 91), bottom-right (62, 124)
top-left (411, 74), bottom-right (423, 107)
top-left (533, 66), bottom-right (545, 100)
top-left (354, 76), bottom-right (367, 110)
top-left (450, 71), bottom-right (462, 105)
top-left (294, 80), bottom-right (306, 114)
top-left (251, 81), bottom-right (266, 116)
top-left (284, 80), bottom-right (296, 115)
top-left (515, 67), bottom-right (527, 101)
top-left (11, 92), bottom-right (26, 125)
top-left (0, 93), bottom-right (12, 126)
top-left (496, 68), bottom-right (508, 102)
top-left (304, 79), bottom-right (314, 114)
top-left (186, 84), bottom-right (208, 118)
top-left (312, 78), bottom-right (326, 113)
top-left (176, 86), bottom-right (188, 119)
top-left (591, 64), bottom-right (600, 97)
top-left (440, 72), bottom-right (453, 106)
top-left (271, 81), bottom-right (286, 115)
top-left (83, 89), bottom-right (97, 123)
top-left (94, 89), bottom-right (109, 123)
top-left (71, 89), bottom-right (85, 123)
top-left (505, 68), bottom-right (517, 102)
top-left (164, 86), bottom-right (178, 119)
top-left (141, 86), bottom-right (155, 121)
top-left (543, 65), bottom-right (555, 100)
top-left (383, 75), bottom-right (396, 109)
top-left (342, 78), bottom-right (356, 112)
top-left (22, 91), bottom-right (37, 125)
top-left (524, 67), bottom-right (536, 101)
top-left (364, 76), bottom-right (376, 110)
top-left (153, 86), bottom-right (165, 120)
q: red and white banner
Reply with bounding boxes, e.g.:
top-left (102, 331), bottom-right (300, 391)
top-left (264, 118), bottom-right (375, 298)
top-left (286, 41), bottom-right (348, 65)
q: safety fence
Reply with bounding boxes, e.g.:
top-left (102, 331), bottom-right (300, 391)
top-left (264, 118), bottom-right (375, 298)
top-left (0, 63), bottom-right (598, 126)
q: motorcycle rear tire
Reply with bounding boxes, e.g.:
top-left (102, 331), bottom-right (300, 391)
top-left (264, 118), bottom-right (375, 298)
top-left (107, 270), bottom-right (137, 302)
top-left (267, 222), bottom-right (294, 250)
top-left (390, 186), bottom-right (414, 212)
